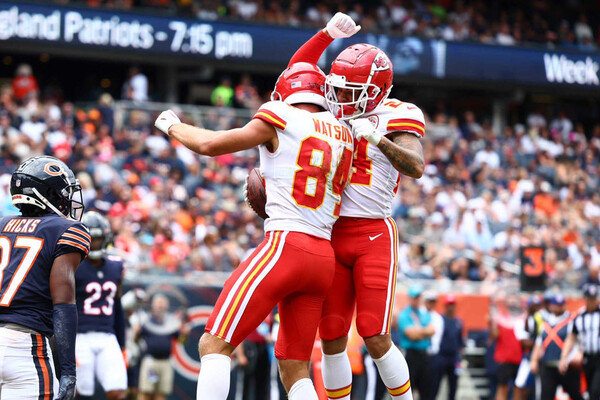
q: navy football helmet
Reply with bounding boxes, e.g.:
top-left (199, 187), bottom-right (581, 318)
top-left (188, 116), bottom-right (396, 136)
top-left (10, 156), bottom-right (84, 221)
top-left (81, 211), bottom-right (111, 260)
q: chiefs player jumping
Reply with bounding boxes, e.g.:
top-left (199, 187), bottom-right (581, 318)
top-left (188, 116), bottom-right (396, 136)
top-left (291, 13), bottom-right (425, 400)
top-left (155, 62), bottom-right (353, 400)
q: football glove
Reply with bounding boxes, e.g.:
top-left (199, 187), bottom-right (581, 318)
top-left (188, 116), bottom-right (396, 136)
top-left (154, 109), bottom-right (180, 135)
top-left (350, 118), bottom-right (382, 145)
top-left (326, 12), bottom-right (361, 39)
top-left (56, 375), bottom-right (76, 400)
top-left (242, 174), bottom-right (250, 207)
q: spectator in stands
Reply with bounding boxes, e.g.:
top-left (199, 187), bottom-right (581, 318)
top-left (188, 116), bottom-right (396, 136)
top-left (122, 66), bottom-right (149, 102)
top-left (136, 294), bottom-right (188, 400)
top-left (234, 74), bottom-right (261, 110)
top-left (211, 77), bottom-right (234, 107)
top-left (397, 285), bottom-right (435, 400)
top-left (11, 63), bottom-right (38, 103)
top-left (473, 141), bottom-right (500, 169)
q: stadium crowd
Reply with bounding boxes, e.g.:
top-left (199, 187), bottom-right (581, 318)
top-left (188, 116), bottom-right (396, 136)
top-left (53, 0), bottom-right (600, 50)
top-left (2, 62), bottom-right (599, 293)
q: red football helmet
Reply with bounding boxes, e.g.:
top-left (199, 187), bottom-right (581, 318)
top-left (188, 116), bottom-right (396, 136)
top-left (271, 62), bottom-right (327, 109)
top-left (326, 44), bottom-right (394, 120)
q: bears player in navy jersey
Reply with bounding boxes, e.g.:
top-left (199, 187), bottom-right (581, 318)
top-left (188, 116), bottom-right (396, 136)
top-left (75, 211), bottom-right (127, 400)
top-left (0, 155), bottom-right (90, 400)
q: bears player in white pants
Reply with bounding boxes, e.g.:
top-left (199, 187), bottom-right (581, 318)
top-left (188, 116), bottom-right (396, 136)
top-left (288, 13), bottom-right (426, 400)
top-left (75, 212), bottom-right (127, 400)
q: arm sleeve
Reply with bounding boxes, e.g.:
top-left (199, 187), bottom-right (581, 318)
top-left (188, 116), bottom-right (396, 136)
top-left (54, 223), bottom-right (91, 259)
top-left (53, 304), bottom-right (78, 377)
top-left (252, 101), bottom-right (288, 131)
top-left (288, 30), bottom-right (333, 66)
top-left (386, 103), bottom-right (426, 138)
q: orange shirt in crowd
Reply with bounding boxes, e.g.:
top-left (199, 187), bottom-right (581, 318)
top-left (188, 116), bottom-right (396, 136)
top-left (533, 193), bottom-right (558, 217)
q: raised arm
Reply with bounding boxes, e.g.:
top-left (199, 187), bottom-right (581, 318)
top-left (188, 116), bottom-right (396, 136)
top-left (288, 13), bottom-right (360, 66)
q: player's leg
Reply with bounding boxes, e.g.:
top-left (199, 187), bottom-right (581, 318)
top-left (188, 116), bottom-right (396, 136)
top-left (199, 231), bottom-right (289, 400)
top-left (319, 260), bottom-right (355, 400)
top-left (95, 333), bottom-right (127, 400)
top-left (319, 218), bottom-right (358, 400)
top-left (277, 293), bottom-right (323, 400)
top-left (275, 233), bottom-right (336, 399)
top-left (0, 329), bottom-right (56, 399)
top-left (354, 218), bottom-right (411, 399)
top-left (74, 332), bottom-right (96, 398)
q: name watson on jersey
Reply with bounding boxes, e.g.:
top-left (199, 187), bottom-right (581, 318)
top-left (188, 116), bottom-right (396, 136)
top-left (312, 118), bottom-right (353, 144)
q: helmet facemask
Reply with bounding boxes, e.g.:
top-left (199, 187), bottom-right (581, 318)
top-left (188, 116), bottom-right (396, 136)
top-left (62, 180), bottom-right (85, 221)
top-left (325, 74), bottom-right (382, 120)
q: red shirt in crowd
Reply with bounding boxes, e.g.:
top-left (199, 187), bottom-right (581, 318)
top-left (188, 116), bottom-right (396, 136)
top-left (12, 75), bottom-right (38, 100)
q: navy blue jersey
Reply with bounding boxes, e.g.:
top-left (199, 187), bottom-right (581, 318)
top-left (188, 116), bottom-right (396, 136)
top-left (75, 255), bottom-right (124, 334)
top-left (0, 214), bottom-right (90, 336)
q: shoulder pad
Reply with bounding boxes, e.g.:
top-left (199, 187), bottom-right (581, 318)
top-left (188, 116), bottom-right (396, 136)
top-left (253, 101), bottom-right (290, 131)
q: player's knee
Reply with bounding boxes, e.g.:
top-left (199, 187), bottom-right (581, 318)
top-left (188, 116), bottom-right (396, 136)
top-left (356, 314), bottom-right (383, 339)
top-left (363, 334), bottom-right (392, 359)
top-left (105, 390), bottom-right (126, 400)
top-left (321, 336), bottom-right (348, 355)
top-left (198, 332), bottom-right (234, 357)
top-left (319, 316), bottom-right (349, 341)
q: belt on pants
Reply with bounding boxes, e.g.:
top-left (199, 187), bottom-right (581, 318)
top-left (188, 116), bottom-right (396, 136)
top-left (0, 322), bottom-right (44, 336)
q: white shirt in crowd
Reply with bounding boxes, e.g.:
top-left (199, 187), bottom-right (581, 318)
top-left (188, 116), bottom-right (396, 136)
top-left (473, 149), bottom-right (500, 169)
top-left (130, 73), bottom-right (148, 102)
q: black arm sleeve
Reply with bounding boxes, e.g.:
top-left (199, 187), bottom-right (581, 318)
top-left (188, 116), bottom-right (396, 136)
top-left (53, 304), bottom-right (78, 377)
top-left (113, 295), bottom-right (126, 348)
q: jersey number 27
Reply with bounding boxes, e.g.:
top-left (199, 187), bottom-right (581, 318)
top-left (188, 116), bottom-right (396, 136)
top-left (0, 236), bottom-right (43, 307)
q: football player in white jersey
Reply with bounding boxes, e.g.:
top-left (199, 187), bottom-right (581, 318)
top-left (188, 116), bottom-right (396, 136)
top-left (154, 62), bottom-right (353, 400)
top-left (288, 13), bottom-right (425, 400)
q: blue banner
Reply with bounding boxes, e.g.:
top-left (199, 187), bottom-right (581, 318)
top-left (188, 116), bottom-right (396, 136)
top-left (0, 1), bottom-right (599, 90)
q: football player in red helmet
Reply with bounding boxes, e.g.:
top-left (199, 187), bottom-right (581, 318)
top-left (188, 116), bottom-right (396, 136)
top-left (325, 43), bottom-right (394, 120)
top-left (288, 13), bottom-right (426, 400)
top-left (155, 61), bottom-right (354, 400)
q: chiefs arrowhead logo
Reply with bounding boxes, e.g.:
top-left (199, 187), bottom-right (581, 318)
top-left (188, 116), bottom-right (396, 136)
top-left (373, 53), bottom-right (390, 71)
top-left (367, 115), bottom-right (379, 128)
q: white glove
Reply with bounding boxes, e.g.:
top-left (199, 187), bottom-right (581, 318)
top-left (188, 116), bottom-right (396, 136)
top-left (243, 175), bottom-right (250, 207)
top-left (154, 109), bottom-right (180, 135)
top-left (350, 118), bottom-right (382, 145)
top-left (325, 12), bottom-right (361, 39)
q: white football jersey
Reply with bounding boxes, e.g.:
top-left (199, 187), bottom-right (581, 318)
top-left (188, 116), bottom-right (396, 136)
top-left (340, 98), bottom-right (425, 219)
top-left (253, 101), bottom-right (354, 239)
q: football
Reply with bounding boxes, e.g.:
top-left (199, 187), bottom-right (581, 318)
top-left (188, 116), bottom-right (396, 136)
top-left (246, 168), bottom-right (268, 219)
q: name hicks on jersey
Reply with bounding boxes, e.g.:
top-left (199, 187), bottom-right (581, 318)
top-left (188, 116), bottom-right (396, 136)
top-left (3, 218), bottom-right (41, 234)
